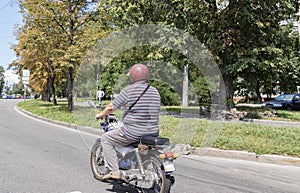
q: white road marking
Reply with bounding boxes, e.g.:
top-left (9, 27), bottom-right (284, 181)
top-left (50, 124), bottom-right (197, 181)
top-left (67, 191), bottom-right (82, 193)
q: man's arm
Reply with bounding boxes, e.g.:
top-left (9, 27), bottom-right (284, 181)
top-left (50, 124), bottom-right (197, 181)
top-left (95, 102), bottom-right (115, 119)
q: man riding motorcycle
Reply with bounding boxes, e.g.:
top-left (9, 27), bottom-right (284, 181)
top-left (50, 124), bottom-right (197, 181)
top-left (95, 63), bottom-right (161, 180)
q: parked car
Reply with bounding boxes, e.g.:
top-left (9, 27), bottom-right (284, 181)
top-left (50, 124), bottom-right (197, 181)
top-left (3, 95), bottom-right (13, 99)
top-left (261, 94), bottom-right (300, 110)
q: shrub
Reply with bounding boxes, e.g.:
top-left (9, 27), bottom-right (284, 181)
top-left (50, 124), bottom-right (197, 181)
top-left (246, 111), bottom-right (262, 119)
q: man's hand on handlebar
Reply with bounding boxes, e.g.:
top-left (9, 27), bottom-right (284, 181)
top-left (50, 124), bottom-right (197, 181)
top-left (95, 113), bottom-right (105, 120)
top-left (95, 103), bottom-right (115, 120)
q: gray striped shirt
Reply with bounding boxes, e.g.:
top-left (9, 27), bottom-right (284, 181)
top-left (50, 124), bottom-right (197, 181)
top-left (112, 82), bottom-right (161, 140)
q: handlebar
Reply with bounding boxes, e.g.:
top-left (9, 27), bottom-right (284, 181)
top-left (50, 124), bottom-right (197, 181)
top-left (98, 114), bottom-right (118, 132)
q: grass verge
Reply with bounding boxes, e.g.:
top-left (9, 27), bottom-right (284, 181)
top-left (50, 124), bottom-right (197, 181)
top-left (18, 100), bottom-right (300, 157)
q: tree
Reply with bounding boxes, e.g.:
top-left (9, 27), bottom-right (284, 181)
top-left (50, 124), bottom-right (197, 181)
top-left (226, 0), bottom-right (299, 101)
top-left (47, 0), bottom-right (98, 111)
top-left (98, 0), bottom-right (299, 107)
top-left (275, 23), bottom-right (300, 94)
top-left (14, 0), bottom-right (101, 110)
top-left (13, 0), bottom-right (300, 109)
top-left (11, 82), bottom-right (25, 96)
top-left (92, 1), bottom-right (202, 105)
top-left (197, 0), bottom-right (298, 105)
top-left (14, 0), bottom-right (68, 105)
top-left (0, 66), bottom-right (5, 95)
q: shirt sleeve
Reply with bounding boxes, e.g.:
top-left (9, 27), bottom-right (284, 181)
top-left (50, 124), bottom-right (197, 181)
top-left (112, 87), bottom-right (128, 110)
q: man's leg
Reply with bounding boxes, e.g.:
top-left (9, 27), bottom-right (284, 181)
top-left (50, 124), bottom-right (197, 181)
top-left (101, 128), bottom-right (136, 179)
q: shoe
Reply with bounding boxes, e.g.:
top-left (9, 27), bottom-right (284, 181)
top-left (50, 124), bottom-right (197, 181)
top-left (102, 171), bottom-right (121, 180)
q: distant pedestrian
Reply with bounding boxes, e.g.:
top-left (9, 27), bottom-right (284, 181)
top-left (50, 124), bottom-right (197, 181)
top-left (97, 89), bottom-right (105, 105)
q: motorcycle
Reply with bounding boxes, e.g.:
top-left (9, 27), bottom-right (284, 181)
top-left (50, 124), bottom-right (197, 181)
top-left (90, 113), bottom-right (177, 193)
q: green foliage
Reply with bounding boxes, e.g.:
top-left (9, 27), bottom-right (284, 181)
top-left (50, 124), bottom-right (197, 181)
top-left (246, 111), bottom-right (262, 119)
top-left (10, 83), bottom-right (26, 95)
top-left (15, 0), bottom-right (106, 110)
top-left (13, 0), bottom-right (300, 109)
top-left (76, 43), bottom-right (187, 104)
top-left (74, 60), bottom-right (101, 99)
top-left (190, 76), bottom-right (211, 105)
top-left (0, 66), bottom-right (5, 94)
top-left (98, 0), bottom-right (299, 106)
top-left (150, 79), bottom-right (180, 106)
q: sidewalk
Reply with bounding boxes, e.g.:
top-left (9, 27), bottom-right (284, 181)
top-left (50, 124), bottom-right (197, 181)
top-left (17, 106), bottom-right (300, 167)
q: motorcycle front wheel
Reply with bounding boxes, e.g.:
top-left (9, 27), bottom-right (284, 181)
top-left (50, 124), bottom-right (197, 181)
top-left (140, 155), bottom-right (172, 193)
top-left (90, 141), bottom-right (108, 181)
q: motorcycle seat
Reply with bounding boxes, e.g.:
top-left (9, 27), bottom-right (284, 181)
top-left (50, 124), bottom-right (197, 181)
top-left (140, 135), bottom-right (170, 146)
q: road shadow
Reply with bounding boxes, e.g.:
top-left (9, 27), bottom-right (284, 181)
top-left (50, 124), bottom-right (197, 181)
top-left (104, 180), bottom-right (140, 193)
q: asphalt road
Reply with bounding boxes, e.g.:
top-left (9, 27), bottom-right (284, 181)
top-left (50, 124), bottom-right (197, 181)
top-left (1, 99), bottom-right (300, 193)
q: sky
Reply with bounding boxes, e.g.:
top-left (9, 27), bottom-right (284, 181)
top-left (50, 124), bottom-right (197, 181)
top-left (0, 0), bottom-right (22, 85)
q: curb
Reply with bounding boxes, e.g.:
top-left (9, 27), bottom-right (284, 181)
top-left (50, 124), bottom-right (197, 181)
top-left (17, 107), bottom-right (300, 167)
top-left (190, 147), bottom-right (300, 167)
top-left (16, 107), bottom-right (103, 136)
top-left (242, 118), bottom-right (300, 128)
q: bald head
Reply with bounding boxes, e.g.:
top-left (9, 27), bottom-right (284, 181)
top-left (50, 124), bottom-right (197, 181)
top-left (129, 64), bottom-right (149, 83)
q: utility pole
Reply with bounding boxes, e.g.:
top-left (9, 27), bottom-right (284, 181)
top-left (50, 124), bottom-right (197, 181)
top-left (182, 65), bottom-right (189, 107)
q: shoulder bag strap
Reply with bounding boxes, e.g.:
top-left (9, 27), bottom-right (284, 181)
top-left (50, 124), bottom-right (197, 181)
top-left (122, 84), bottom-right (150, 120)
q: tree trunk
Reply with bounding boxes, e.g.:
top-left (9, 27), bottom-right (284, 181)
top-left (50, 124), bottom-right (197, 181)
top-left (222, 73), bottom-right (234, 108)
top-left (255, 81), bottom-right (263, 103)
top-left (67, 66), bottom-right (74, 112)
top-left (67, 6), bottom-right (74, 112)
top-left (47, 59), bottom-right (57, 106)
top-left (42, 77), bottom-right (51, 102)
top-left (51, 75), bottom-right (57, 106)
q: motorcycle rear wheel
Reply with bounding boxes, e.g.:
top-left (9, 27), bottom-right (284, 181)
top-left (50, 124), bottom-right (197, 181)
top-left (140, 155), bottom-right (172, 193)
top-left (90, 141), bottom-right (107, 181)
